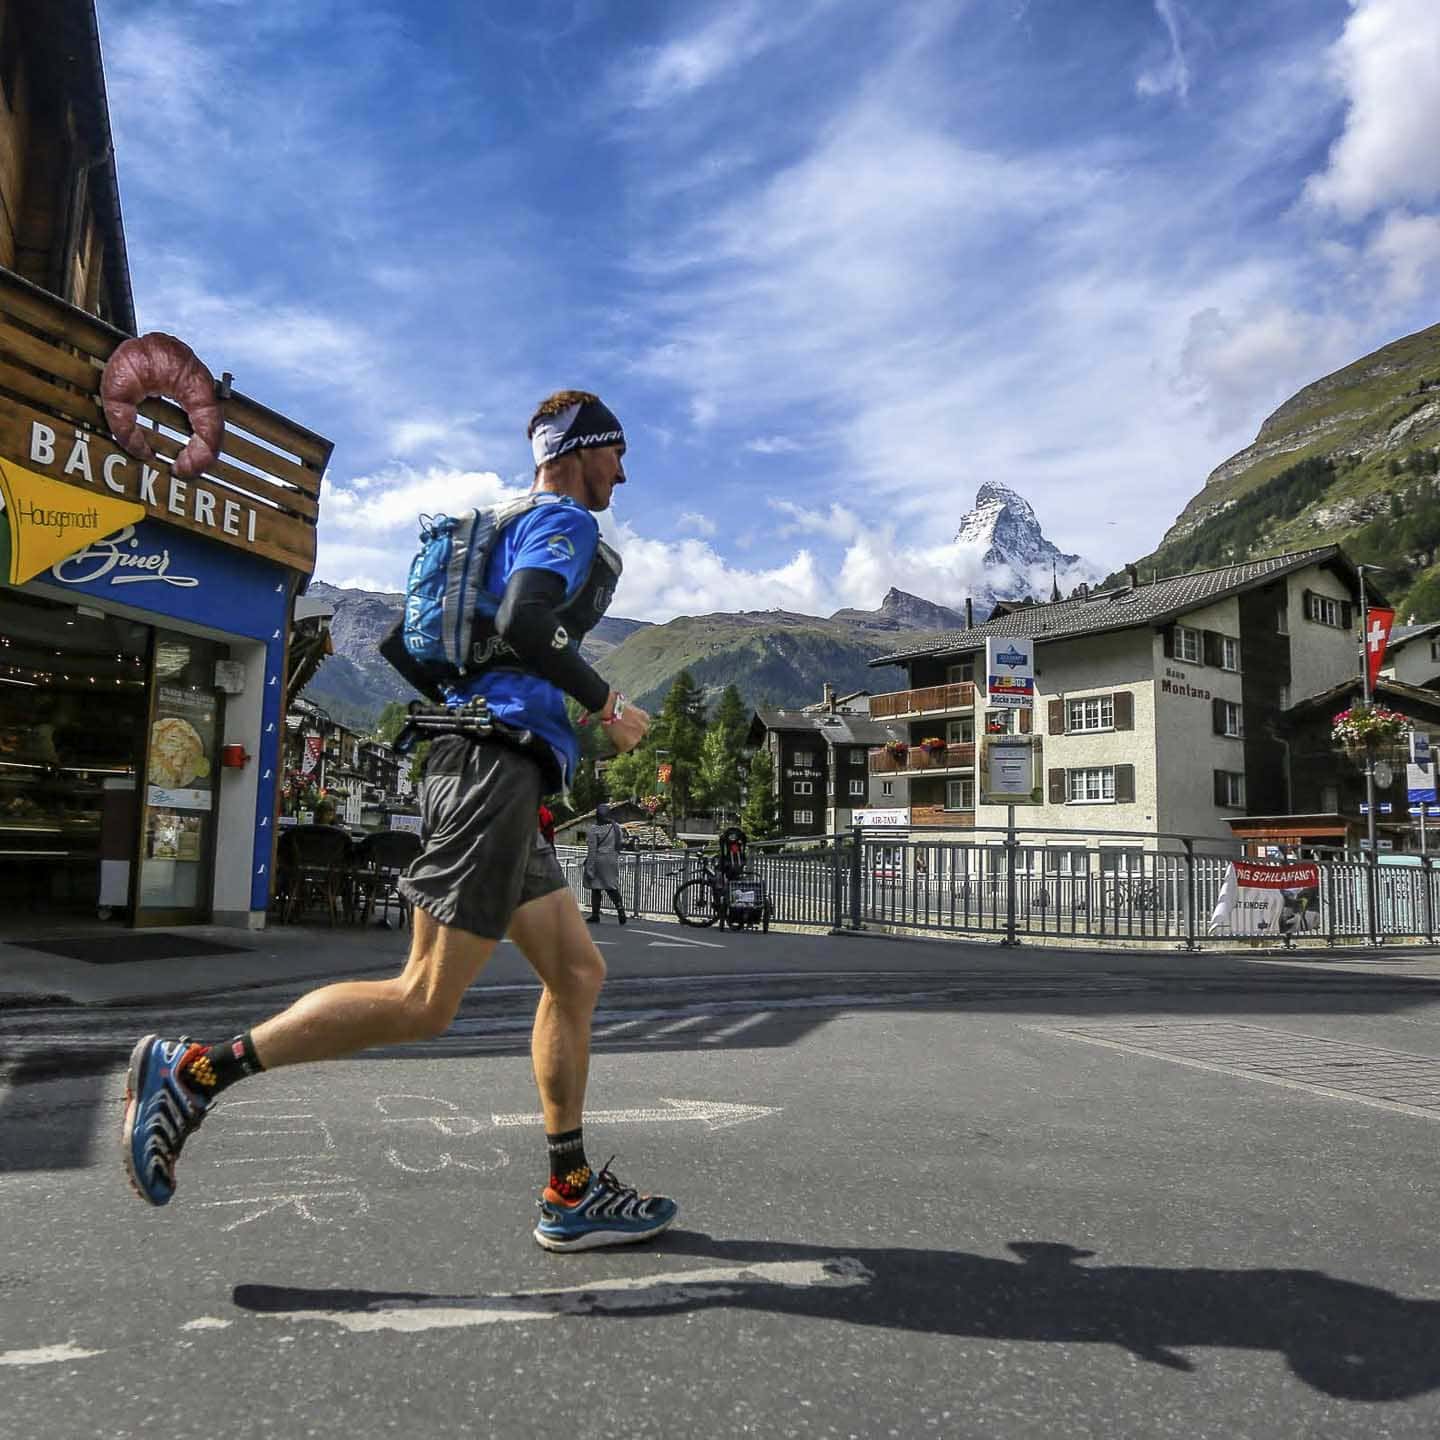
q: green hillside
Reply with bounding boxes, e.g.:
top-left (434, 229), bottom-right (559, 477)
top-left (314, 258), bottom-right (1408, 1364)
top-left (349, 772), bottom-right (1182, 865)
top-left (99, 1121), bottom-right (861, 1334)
top-left (1118, 321), bottom-right (1440, 617)
top-left (598, 610), bottom-right (932, 712)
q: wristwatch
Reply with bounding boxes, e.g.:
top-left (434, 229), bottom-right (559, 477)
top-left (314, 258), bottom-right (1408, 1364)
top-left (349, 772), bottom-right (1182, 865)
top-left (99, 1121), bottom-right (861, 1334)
top-left (601, 693), bottom-right (628, 726)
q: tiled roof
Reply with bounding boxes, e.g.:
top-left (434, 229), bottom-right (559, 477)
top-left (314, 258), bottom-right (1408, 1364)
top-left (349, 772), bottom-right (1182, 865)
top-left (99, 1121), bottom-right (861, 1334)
top-left (1391, 620), bottom-right (1440, 651)
top-left (869, 547), bottom-right (1351, 666)
top-left (752, 709), bottom-right (902, 745)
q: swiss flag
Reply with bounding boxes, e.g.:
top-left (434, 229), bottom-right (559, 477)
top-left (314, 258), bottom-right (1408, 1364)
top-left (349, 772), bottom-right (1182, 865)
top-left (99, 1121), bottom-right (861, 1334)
top-left (1364, 606), bottom-right (1396, 690)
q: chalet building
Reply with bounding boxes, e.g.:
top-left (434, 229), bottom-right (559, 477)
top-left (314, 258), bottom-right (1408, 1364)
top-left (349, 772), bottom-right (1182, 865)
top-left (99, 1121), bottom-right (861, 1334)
top-left (1383, 623), bottom-right (1440, 690)
top-left (865, 548), bottom-right (1367, 848)
top-left (748, 687), bottom-right (905, 837)
top-left (0, 0), bottom-right (135, 332)
top-left (0, 2), bottom-right (333, 932)
top-left (1229, 677), bottom-right (1440, 855)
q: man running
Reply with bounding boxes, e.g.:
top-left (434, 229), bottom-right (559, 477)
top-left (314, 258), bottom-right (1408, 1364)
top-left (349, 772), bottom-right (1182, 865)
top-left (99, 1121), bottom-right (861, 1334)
top-left (123, 390), bottom-right (678, 1252)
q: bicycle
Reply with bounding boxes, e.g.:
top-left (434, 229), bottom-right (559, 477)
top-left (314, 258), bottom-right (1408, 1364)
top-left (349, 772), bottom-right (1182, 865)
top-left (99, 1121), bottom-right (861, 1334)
top-left (674, 854), bottom-right (725, 928)
top-left (1105, 877), bottom-right (1161, 913)
top-left (673, 851), bottom-right (773, 932)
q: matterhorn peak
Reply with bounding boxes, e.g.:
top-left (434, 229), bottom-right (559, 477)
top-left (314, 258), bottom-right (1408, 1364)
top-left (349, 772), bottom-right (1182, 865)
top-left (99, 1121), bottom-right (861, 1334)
top-left (951, 483), bottom-right (1101, 615)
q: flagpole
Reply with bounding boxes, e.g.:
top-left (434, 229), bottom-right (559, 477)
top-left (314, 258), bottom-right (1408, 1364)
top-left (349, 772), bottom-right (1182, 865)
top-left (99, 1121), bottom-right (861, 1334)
top-left (1356, 563), bottom-right (1390, 945)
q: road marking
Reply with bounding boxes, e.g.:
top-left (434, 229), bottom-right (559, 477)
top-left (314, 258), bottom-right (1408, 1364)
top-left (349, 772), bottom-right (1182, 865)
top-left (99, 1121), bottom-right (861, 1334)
top-left (629, 927), bottom-right (726, 949)
top-left (703, 1012), bottom-right (775, 1044)
top-left (1033, 1021), bottom-right (1440, 1122)
top-left (0, 1341), bottom-right (105, 1366)
top-left (254, 1258), bottom-right (870, 1335)
top-left (648, 1014), bottom-right (710, 1036)
top-left (592, 1018), bottom-right (648, 1038)
top-left (491, 1098), bottom-right (780, 1130)
top-left (181, 1317), bottom-right (232, 1332)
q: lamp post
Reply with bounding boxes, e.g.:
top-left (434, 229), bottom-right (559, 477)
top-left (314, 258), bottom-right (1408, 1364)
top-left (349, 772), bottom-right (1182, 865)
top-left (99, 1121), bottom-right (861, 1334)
top-left (1356, 563), bottom-right (1389, 944)
top-left (655, 747), bottom-right (676, 845)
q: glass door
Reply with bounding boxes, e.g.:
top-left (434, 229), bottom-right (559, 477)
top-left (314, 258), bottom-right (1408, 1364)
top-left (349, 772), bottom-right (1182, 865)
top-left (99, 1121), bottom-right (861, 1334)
top-left (135, 629), bottom-right (224, 926)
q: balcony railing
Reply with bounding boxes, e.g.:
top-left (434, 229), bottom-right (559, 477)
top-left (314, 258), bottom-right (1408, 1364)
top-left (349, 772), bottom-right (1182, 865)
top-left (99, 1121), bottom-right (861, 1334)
top-left (869, 742), bottom-right (976, 774)
top-left (870, 683), bottom-right (975, 720)
top-left (910, 805), bottom-right (975, 827)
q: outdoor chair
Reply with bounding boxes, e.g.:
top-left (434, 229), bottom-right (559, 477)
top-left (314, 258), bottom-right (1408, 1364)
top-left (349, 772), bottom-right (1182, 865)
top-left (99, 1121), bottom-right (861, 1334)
top-left (278, 824), bottom-right (352, 926)
top-left (350, 829), bottom-right (423, 928)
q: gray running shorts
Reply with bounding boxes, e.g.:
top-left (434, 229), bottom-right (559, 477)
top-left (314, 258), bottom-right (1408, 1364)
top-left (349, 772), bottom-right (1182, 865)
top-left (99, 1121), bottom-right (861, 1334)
top-left (397, 735), bottom-right (568, 940)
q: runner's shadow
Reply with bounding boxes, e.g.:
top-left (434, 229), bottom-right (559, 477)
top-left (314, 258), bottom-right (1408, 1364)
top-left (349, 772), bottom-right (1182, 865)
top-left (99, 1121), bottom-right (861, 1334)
top-left (234, 1234), bottom-right (1440, 1401)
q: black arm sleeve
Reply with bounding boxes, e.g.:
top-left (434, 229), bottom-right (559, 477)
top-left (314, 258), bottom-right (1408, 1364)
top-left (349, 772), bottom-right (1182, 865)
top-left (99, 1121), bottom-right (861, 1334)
top-left (495, 567), bottom-right (611, 713)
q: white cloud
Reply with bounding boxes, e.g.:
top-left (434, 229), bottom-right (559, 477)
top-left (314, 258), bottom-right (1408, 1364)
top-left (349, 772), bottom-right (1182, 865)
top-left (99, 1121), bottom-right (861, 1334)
top-left (616, 1), bottom-right (836, 110)
top-left (746, 436), bottom-right (804, 455)
top-left (676, 511), bottom-right (718, 537)
top-left (1136, 0), bottom-right (1192, 101)
top-left (1368, 210), bottom-right (1440, 304)
top-left (1305, 0), bottom-right (1440, 219)
top-left (1175, 304), bottom-right (1361, 438)
top-left (314, 465), bottom-right (527, 590)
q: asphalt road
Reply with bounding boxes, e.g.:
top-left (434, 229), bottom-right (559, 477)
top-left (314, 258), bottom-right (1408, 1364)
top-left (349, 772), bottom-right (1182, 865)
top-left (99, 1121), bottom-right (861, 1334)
top-left (6, 925), bottom-right (1440, 1438)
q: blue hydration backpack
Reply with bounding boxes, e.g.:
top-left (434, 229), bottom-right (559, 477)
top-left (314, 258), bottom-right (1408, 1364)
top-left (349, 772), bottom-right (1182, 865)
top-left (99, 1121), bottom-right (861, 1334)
top-left (401, 496), bottom-right (552, 671)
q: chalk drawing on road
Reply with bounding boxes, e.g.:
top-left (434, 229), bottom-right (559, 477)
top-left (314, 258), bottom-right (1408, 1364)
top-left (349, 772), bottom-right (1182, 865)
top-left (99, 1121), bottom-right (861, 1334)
top-left (197, 1189), bottom-right (372, 1233)
top-left (248, 1258), bottom-right (872, 1335)
top-left (490, 1098), bottom-right (780, 1131)
top-left (375, 1093), bottom-right (511, 1174)
top-left (210, 1097), bottom-right (338, 1167)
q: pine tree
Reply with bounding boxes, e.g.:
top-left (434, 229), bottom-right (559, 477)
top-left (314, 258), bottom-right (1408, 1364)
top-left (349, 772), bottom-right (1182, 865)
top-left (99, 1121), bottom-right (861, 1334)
top-left (652, 670), bottom-right (706, 824)
top-left (694, 683), bottom-right (751, 818)
top-left (741, 747), bottom-right (779, 838)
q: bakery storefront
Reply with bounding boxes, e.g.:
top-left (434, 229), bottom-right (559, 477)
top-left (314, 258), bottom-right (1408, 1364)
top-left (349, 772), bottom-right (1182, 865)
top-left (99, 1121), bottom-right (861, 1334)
top-left (0, 269), bottom-right (330, 934)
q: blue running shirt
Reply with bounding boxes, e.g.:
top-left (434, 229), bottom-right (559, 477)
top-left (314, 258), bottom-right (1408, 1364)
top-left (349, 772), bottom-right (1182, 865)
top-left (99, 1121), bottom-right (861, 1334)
top-left (444, 497), bottom-right (600, 788)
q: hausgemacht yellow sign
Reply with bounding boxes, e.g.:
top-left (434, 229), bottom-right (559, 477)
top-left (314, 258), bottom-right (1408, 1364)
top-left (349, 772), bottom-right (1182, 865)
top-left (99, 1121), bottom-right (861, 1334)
top-left (0, 455), bottom-right (146, 585)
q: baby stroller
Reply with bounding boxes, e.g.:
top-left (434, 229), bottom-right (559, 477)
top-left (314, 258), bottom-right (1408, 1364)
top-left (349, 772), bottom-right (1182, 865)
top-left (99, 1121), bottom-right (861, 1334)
top-left (715, 825), bottom-right (772, 933)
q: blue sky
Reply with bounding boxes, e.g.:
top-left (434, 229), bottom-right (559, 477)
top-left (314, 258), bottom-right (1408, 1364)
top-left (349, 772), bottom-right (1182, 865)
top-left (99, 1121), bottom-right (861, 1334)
top-left (99, 0), bottom-right (1440, 620)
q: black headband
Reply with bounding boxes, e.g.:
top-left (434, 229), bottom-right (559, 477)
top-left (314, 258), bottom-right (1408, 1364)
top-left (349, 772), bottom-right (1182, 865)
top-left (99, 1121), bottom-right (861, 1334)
top-left (531, 398), bottom-right (626, 466)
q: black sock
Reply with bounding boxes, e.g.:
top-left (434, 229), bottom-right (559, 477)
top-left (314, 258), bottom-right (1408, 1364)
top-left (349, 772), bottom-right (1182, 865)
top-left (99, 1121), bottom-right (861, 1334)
top-left (182, 1032), bottom-right (264, 1098)
top-left (546, 1127), bottom-right (591, 1201)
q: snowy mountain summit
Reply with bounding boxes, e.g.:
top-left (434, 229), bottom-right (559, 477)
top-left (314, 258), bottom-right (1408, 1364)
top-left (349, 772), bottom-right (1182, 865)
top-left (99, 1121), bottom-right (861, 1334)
top-left (951, 482), bottom-right (1100, 611)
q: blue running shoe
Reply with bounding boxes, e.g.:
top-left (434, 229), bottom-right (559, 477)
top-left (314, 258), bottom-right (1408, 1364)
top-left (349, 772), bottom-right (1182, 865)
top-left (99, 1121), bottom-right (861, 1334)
top-left (122, 1035), bottom-right (209, 1206)
top-left (533, 1158), bottom-right (678, 1252)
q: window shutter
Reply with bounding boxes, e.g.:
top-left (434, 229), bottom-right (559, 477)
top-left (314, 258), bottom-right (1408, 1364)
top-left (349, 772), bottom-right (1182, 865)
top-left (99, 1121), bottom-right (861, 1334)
top-left (1162, 626), bottom-right (1176, 658)
top-left (1048, 699), bottom-right (1064, 735)
top-left (1341, 601), bottom-right (1354, 631)
top-left (1202, 630), bottom-right (1222, 668)
top-left (1213, 770), bottom-right (1227, 807)
top-left (1113, 692), bottom-right (1134, 730)
top-left (1212, 697), bottom-right (1226, 735)
top-left (1018, 707), bottom-right (1033, 734)
top-left (1048, 768), bottom-right (1066, 804)
top-left (1114, 764), bottom-right (1135, 803)
top-left (1302, 589), bottom-right (1315, 622)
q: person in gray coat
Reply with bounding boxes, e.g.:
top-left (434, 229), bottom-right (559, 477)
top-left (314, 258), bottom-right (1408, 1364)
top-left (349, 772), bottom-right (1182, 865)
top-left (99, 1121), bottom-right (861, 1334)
top-left (583, 804), bottom-right (626, 924)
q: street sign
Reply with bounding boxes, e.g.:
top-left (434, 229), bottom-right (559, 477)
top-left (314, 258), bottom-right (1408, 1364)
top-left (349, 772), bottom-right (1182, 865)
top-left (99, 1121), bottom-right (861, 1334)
top-left (852, 808), bottom-right (909, 827)
top-left (1362, 803), bottom-right (1394, 814)
top-left (1408, 730), bottom-right (1436, 803)
top-left (978, 733), bottom-right (1042, 805)
top-left (985, 636), bottom-right (1034, 710)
